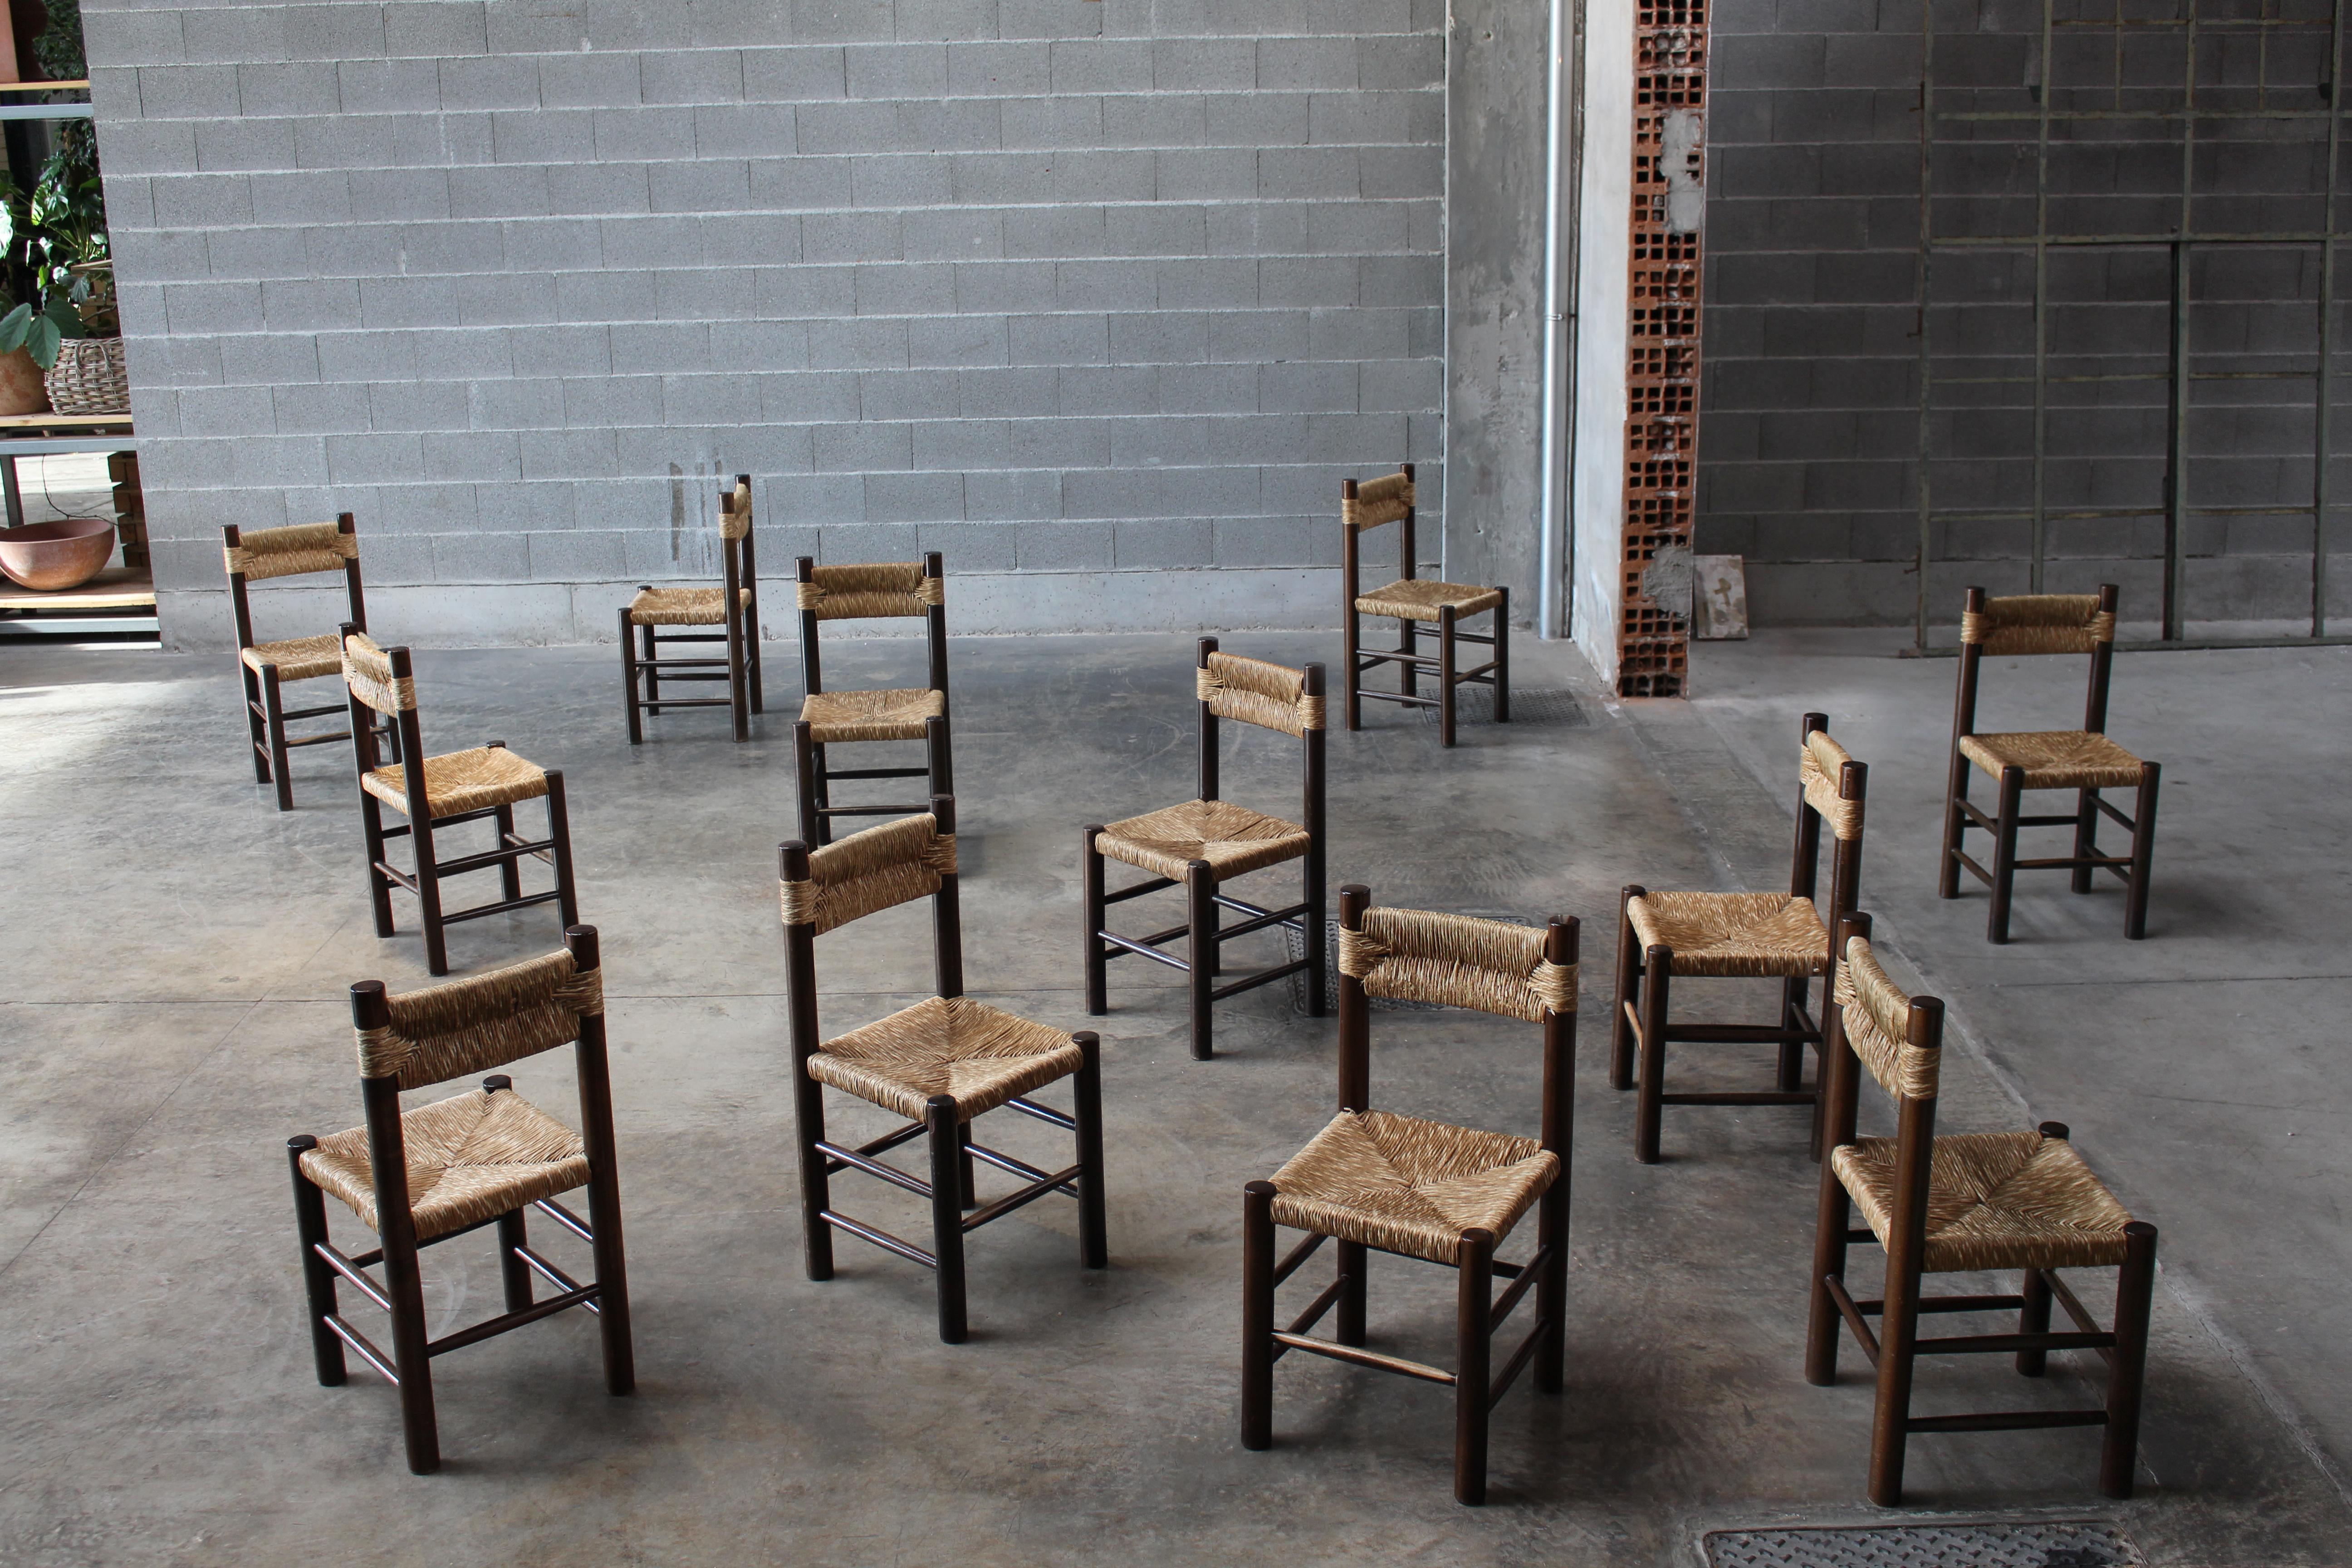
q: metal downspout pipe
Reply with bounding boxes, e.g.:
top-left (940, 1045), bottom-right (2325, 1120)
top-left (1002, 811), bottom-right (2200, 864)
top-left (1536, 0), bottom-right (1578, 640)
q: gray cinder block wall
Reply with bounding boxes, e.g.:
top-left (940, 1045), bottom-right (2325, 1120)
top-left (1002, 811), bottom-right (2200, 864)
top-left (86, 0), bottom-right (1450, 647)
top-left (1701, 0), bottom-right (2352, 630)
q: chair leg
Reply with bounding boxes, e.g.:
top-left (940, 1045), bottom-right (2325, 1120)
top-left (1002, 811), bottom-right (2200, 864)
top-left (494, 804), bottom-right (524, 903)
top-left (956, 1122), bottom-right (977, 1210)
top-left (927, 714), bottom-right (954, 799)
top-left (261, 666), bottom-right (294, 812)
top-left (546, 773), bottom-right (579, 929)
top-left (1634, 946), bottom-right (1671, 1164)
top-left (1399, 617), bottom-right (1417, 702)
top-left (1336, 1240), bottom-right (1367, 1346)
top-left (1533, 1183), bottom-right (1567, 1394)
top-left (414, 815), bottom-right (451, 977)
top-left (587, 1142), bottom-right (636, 1397)
top-left (726, 603), bottom-right (750, 744)
top-left (1805, 1164), bottom-right (1853, 1385)
top-left (1438, 605), bottom-right (1457, 748)
top-left (793, 1078), bottom-right (834, 1282)
top-left (1081, 827), bottom-right (1108, 1016)
top-left (1987, 764), bottom-right (2025, 944)
top-left (1777, 976), bottom-right (1806, 1093)
top-left (241, 663), bottom-right (272, 784)
top-left (2101, 1222), bottom-right (2158, 1499)
top-left (1609, 890), bottom-right (1642, 1092)
top-left (287, 1137), bottom-right (346, 1387)
top-left (495, 1207), bottom-right (533, 1312)
top-left (1454, 1227), bottom-right (1495, 1505)
top-left (794, 723), bottom-right (821, 848)
top-left (2016, 1266), bottom-right (2052, 1376)
top-left (1241, 1181), bottom-right (1277, 1450)
top-left (1343, 605), bottom-right (1362, 731)
top-left (1491, 592), bottom-right (1510, 722)
top-left (639, 622), bottom-right (660, 706)
top-left (926, 1095), bottom-right (969, 1345)
top-left (1187, 861), bottom-right (1216, 1062)
top-left (2125, 764), bottom-right (2159, 941)
top-left (2071, 788), bottom-right (2100, 894)
top-left (1073, 1032), bottom-right (1109, 1269)
top-left (1303, 854), bottom-right (1325, 1019)
top-left (812, 742), bottom-right (836, 847)
top-left (1938, 751), bottom-right (1971, 899)
top-left (359, 794), bottom-right (397, 938)
top-left (620, 608), bottom-right (642, 745)
top-left (1866, 1240), bottom-right (1923, 1506)
top-left (747, 612), bottom-right (764, 715)
top-left (383, 1238), bottom-right (440, 1475)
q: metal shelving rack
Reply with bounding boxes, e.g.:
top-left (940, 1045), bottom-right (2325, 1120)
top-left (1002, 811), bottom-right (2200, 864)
top-left (1913, 0), bottom-right (2352, 651)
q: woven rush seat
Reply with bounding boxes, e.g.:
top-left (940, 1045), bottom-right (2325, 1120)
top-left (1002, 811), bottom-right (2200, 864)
top-left (1270, 1108), bottom-right (1558, 1268)
top-left (300, 1087), bottom-right (589, 1243)
top-left (240, 633), bottom-right (343, 682)
top-left (1354, 578), bottom-right (1506, 622)
top-left (1096, 797), bottom-right (1310, 882)
top-left (1627, 889), bottom-right (1830, 978)
top-left (800, 686), bottom-right (946, 744)
top-left (1958, 730), bottom-right (2144, 791)
top-left (363, 745), bottom-right (549, 819)
top-left (626, 585), bottom-right (753, 627)
top-left (810, 995), bottom-right (1084, 1122)
top-left (1834, 1128), bottom-right (2134, 1274)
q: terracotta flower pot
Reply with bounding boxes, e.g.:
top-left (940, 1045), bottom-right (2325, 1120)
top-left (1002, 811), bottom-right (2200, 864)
top-left (0, 345), bottom-right (49, 417)
top-left (0, 516), bottom-right (115, 591)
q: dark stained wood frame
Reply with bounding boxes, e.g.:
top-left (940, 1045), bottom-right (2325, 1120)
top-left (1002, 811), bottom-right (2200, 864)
top-left (1081, 636), bottom-right (1327, 1062)
top-left (226, 513), bottom-right (396, 811)
top-left (619, 472), bottom-right (763, 744)
top-left (285, 925), bottom-right (634, 1475)
top-left (1243, 886), bottom-right (1576, 1505)
top-left (1805, 911), bottom-right (2157, 1505)
top-left (1340, 463), bottom-right (1512, 748)
top-left (1937, 583), bottom-right (2160, 944)
top-left (340, 624), bottom-right (580, 977)
top-left (792, 551), bottom-right (952, 847)
top-left (781, 794), bottom-right (1107, 1344)
top-left (1609, 710), bottom-right (1866, 1164)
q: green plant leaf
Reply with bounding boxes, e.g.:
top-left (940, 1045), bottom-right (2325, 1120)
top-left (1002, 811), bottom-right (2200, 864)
top-left (28, 314), bottom-right (61, 368)
top-left (0, 302), bottom-right (32, 354)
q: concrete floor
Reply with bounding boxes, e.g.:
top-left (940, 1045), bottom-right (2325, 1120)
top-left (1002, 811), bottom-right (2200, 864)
top-left (1, 627), bottom-right (2346, 1565)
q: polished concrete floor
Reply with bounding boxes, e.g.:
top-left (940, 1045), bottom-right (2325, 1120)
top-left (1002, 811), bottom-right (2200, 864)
top-left (1, 627), bottom-right (2346, 1565)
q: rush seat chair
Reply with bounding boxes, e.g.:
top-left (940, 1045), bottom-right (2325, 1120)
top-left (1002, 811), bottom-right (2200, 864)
top-left (1244, 887), bottom-right (1578, 1504)
top-left (792, 552), bottom-right (952, 847)
top-left (1339, 464), bottom-right (1509, 747)
top-left (621, 473), bottom-right (761, 742)
top-left (225, 514), bottom-right (388, 810)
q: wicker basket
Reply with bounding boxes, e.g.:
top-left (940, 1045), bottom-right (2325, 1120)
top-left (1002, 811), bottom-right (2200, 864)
top-left (44, 337), bottom-right (128, 416)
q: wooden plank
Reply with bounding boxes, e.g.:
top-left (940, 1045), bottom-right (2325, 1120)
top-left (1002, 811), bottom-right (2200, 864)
top-left (0, 414), bottom-right (131, 431)
top-left (0, 565), bottom-right (155, 612)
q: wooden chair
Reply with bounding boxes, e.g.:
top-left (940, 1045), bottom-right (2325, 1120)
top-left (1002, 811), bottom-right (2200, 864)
top-left (792, 552), bottom-right (951, 847)
top-left (1083, 639), bottom-right (1326, 1062)
top-left (1611, 713), bottom-right (1867, 1163)
top-left (621, 473), bottom-right (762, 743)
top-left (780, 797), bottom-right (1107, 1344)
top-left (225, 514), bottom-right (390, 810)
top-left (1938, 586), bottom-right (2159, 943)
top-left (1808, 912), bottom-right (2156, 1505)
top-left (286, 925), bottom-right (633, 1475)
top-left (339, 628), bottom-right (579, 977)
top-left (1341, 464), bottom-right (1509, 747)
top-left (1244, 888), bottom-right (1577, 1505)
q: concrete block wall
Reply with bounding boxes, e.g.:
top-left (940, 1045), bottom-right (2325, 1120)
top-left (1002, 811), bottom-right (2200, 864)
top-left (86, 0), bottom-right (1448, 647)
top-left (1700, 0), bottom-right (2352, 630)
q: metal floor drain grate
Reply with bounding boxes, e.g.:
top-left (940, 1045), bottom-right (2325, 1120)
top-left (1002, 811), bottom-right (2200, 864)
top-left (1417, 686), bottom-right (1588, 728)
top-left (1703, 1522), bottom-right (2144, 1568)
top-left (1284, 915), bottom-right (1532, 1014)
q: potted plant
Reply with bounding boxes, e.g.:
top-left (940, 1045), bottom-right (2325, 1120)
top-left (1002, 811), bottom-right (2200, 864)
top-left (0, 125), bottom-right (117, 414)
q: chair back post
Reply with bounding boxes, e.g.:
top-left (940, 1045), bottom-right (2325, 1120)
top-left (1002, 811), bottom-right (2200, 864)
top-left (1539, 915), bottom-right (1579, 1160)
top-left (350, 979), bottom-right (421, 1284)
top-left (1828, 758), bottom-right (1868, 923)
top-left (1398, 461), bottom-right (1417, 583)
top-left (731, 474), bottom-right (757, 599)
top-left (224, 526), bottom-right (258, 651)
top-left (1820, 911), bottom-right (1873, 1154)
top-left (923, 551), bottom-right (950, 706)
top-left (563, 922), bottom-right (634, 1394)
top-left (930, 794), bottom-right (965, 1000)
top-left (338, 620), bottom-right (377, 773)
top-left (1792, 710), bottom-right (1829, 899)
top-left (794, 556), bottom-right (823, 696)
top-left (565, 924), bottom-right (616, 1155)
top-left (1952, 585), bottom-right (1987, 740)
top-left (2084, 581), bottom-right (2120, 734)
top-left (1336, 884), bottom-right (1372, 1112)
top-left (779, 841), bottom-right (821, 1064)
top-left (1340, 477), bottom-right (1362, 604)
top-left (1887, 995), bottom-right (1946, 1228)
top-left (720, 503), bottom-right (745, 634)
top-left (1196, 635), bottom-right (1220, 803)
top-left (1302, 661), bottom-right (1326, 863)
top-left (338, 512), bottom-right (367, 631)
top-left (386, 645), bottom-right (431, 823)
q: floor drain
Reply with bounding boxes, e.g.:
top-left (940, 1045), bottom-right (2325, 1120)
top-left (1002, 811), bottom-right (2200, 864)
top-left (1416, 686), bottom-right (1588, 728)
top-left (1702, 1522), bottom-right (2143, 1568)
top-left (1284, 915), bottom-right (1532, 1014)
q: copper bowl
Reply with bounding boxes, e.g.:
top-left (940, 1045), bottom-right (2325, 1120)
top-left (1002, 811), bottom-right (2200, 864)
top-left (0, 517), bottom-right (116, 591)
